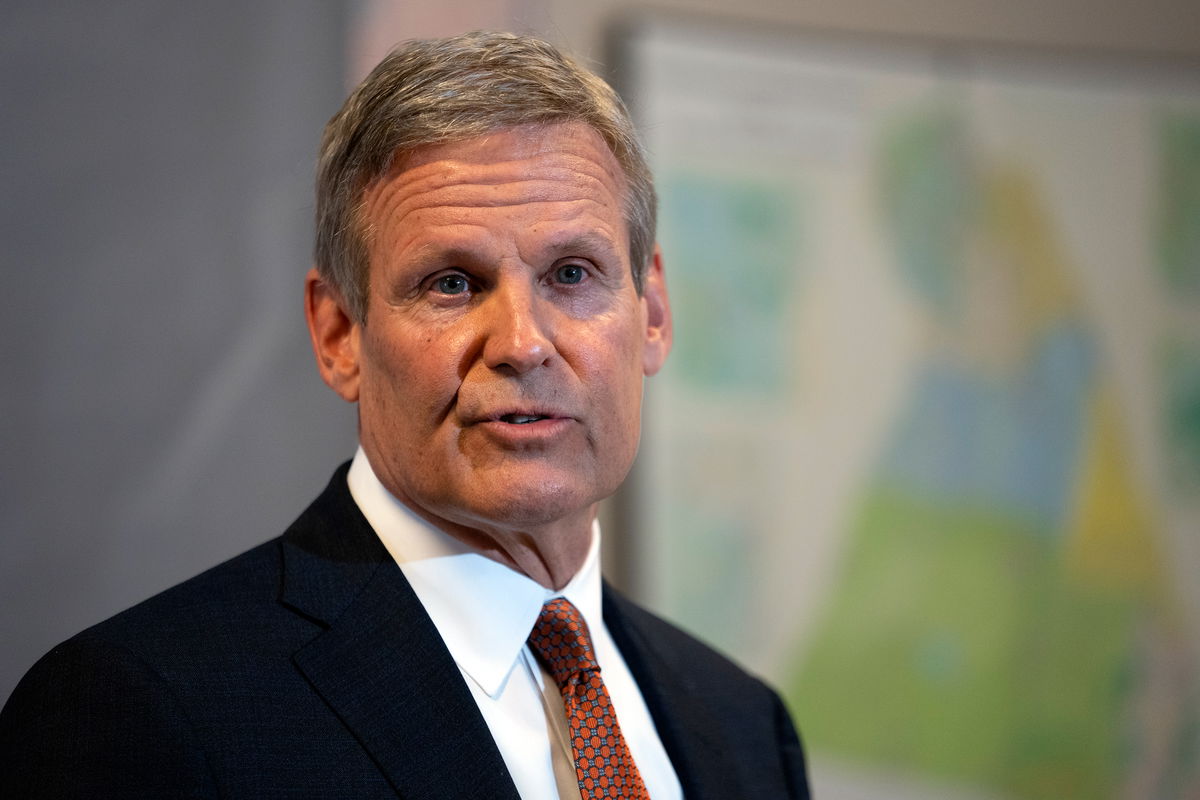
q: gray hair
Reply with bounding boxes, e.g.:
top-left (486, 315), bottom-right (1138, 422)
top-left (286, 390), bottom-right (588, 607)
top-left (314, 31), bottom-right (657, 322)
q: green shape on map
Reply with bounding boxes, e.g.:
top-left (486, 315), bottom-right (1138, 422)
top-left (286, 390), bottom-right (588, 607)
top-left (878, 105), bottom-right (974, 318)
top-left (660, 171), bottom-right (800, 393)
top-left (1162, 339), bottom-right (1200, 491)
top-left (787, 488), bottom-right (1137, 799)
top-left (1158, 115), bottom-right (1200, 294)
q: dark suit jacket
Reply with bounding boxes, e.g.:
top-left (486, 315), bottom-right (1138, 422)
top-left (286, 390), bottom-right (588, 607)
top-left (0, 465), bottom-right (809, 798)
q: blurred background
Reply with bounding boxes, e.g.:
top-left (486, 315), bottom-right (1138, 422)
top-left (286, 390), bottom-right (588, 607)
top-left (2, 2), bottom-right (1198, 798)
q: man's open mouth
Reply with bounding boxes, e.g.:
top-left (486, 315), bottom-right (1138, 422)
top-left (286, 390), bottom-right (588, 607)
top-left (500, 414), bottom-right (547, 424)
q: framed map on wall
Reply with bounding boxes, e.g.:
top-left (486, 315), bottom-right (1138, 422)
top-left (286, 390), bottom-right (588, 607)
top-left (616, 16), bottom-right (1200, 799)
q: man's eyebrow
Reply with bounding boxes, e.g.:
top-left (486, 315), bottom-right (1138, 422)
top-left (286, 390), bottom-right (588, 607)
top-left (546, 231), bottom-right (621, 257)
top-left (414, 246), bottom-right (491, 274)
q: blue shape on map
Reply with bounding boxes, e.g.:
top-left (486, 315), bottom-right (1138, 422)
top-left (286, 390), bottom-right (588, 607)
top-left (879, 322), bottom-right (1094, 531)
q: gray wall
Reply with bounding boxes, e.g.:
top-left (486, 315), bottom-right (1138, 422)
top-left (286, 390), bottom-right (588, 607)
top-left (1, 3), bottom-right (353, 703)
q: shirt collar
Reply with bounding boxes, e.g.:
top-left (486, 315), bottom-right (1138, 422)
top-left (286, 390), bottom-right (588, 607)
top-left (346, 447), bottom-right (604, 698)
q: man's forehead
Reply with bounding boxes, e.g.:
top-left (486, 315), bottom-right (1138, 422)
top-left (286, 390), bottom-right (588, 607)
top-left (361, 122), bottom-right (629, 233)
top-left (379, 122), bottom-right (627, 196)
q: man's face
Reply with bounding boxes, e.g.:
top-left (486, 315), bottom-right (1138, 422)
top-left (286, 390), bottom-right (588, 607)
top-left (316, 122), bottom-right (670, 538)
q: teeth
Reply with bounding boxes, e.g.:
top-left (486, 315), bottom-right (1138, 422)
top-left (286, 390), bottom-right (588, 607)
top-left (503, 414), bottom-right (542, 424)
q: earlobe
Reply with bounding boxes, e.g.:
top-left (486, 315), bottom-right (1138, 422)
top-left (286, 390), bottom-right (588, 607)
top-left (304, 267), bottom-right (361, 402)
top-left (641, 246), bottom-right (673, 376)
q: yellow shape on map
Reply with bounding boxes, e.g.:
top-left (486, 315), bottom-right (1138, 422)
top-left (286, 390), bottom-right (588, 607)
top-left (985, 166), bottom-right (1078, 336)
top-left (1065, 387), bottom-right (1158, 595)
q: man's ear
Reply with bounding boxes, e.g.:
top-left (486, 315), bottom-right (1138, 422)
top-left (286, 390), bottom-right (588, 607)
top-left (641, 245), bottom-right (673, 376)
top-left (304, 267), bottom-right (361, 402)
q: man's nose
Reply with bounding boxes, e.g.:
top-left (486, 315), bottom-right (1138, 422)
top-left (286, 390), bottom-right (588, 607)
top-left (480, 281), bottom-right (554, 374)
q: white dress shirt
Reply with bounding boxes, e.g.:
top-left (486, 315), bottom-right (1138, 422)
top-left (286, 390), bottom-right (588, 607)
top-left (347, 448), bottom-right (683, 800)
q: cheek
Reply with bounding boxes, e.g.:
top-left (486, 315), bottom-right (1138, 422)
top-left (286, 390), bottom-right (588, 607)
top-left (358, 328), bottom-right (444, 424)
top-left (594, 364), bottom-right (644, 486)
top-left (586, 325), bottom-right (646, 432)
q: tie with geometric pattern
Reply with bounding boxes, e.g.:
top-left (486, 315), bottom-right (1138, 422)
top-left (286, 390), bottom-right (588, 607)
top-left (528, 598), bottom-right (651, 800)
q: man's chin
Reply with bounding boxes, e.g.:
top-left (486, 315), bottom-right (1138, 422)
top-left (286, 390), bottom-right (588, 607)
top-left (458, 486), bottom-right (599, 533)
top-left (428, 465), bottom-right (612, 532)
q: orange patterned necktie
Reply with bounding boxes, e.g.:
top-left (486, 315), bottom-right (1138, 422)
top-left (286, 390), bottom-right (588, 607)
top-left (528, 598), bottom-right (651, 800)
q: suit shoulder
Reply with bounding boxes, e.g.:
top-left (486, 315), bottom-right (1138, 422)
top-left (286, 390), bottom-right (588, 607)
top-left (87, 537), bottom-right (286, 641)
top-left (25, 536), bottom-right (308, 692)
top-left (0, 614), bottom-right (221, 796)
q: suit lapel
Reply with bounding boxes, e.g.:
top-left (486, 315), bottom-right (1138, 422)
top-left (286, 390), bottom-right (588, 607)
top-left (603, 587), bottom-right (735, 800)
top-left (280, 466), bottom-right (520, 800)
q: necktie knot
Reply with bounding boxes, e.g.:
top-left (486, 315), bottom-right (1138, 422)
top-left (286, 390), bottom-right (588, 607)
top-left (528, 597), bottom-right (600, 690)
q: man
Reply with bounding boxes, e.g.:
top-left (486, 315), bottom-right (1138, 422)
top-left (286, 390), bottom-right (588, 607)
top-left (0, 32), bottom-right (809, 798)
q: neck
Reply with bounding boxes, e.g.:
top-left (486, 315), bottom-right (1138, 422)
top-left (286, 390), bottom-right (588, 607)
top-left (406, 503), bottom-right (597, 591)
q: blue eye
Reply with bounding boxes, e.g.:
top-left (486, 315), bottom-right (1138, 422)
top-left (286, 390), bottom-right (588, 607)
top-left (555, 264), bottom-right (585, 285)
top-left (434, 274), bottom-right (469, 295)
